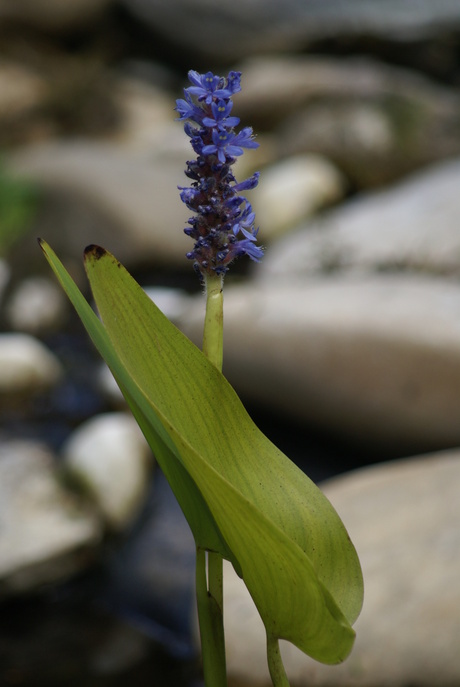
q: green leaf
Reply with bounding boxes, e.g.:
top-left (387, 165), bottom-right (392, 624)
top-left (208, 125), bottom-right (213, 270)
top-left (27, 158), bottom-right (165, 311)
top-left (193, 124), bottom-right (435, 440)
top-left (38, 239), bottom-right (234, 564)
top-left (40, 240), bottom-right (363, 665)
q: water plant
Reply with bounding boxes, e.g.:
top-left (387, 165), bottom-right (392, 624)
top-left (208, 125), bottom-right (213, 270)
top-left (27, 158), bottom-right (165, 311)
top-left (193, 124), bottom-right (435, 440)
top-left (40, 69), bottom-right (363, 687)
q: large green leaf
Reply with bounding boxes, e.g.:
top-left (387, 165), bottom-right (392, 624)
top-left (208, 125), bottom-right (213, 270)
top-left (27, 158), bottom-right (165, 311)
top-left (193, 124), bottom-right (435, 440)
top-left (40, 240), bottom-right (363, 664)
top-left (38, 240), bottom-right (234, 563)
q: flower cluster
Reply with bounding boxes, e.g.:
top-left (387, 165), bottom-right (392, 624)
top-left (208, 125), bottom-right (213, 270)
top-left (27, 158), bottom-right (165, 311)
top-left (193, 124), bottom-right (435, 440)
top-left (176, 70), bottom-right (263, 278)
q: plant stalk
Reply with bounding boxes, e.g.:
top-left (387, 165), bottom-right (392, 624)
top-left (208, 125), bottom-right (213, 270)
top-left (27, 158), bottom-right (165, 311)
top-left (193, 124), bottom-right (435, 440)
top-left (196, 272), bottom-right (227, 687)
top-left (196, 548), bottom-right (227, 687)
top-left (267, 635), bottom-right (291, 687)
top-left (202, 273), bottom-right (224, 370)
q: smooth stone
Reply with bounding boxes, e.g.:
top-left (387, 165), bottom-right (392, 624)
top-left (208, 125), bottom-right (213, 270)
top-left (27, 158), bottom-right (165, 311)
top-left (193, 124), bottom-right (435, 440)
top-left (120, 0), bottom-right (460, 60)
top-left (253, 154), bottom-right (345, 240)
top-left (180, 275), bottom-right (460, 452)
top-left (259, 157), bottom-right (460, 280)
top-left (62, 412), bottom-right (153, 530)
top-left (223, 449), bottom-right (460, 686)
top-left (237, 55), bottom-right (460, 188)
top-left (0, 332), bottom-right (62, 395)
top-left (8, 139), bottom-right (192, 270)
top-left (5, 275), bottom-right (67, 334)
top-left (0, 440), bottom-right (102, 596)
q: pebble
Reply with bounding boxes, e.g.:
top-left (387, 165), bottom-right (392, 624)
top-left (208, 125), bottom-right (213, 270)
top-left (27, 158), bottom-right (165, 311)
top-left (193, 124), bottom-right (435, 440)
top-left (0, 332), bottom-right (62, 396)
top-left (0, 439), bottom-right (102, 596)
top-left (5, 275), bottom-right (67, 334)
top-left (253, 154), bottom-right (345, 240)
top-left (62, 412), bottom-right (153, 530)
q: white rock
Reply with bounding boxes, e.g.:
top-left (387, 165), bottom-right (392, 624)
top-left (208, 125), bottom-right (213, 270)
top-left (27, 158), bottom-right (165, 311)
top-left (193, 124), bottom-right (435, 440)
top-left (223, 449), bottom-right (460, 686)
top-left (0, 333), bottom-right (62, 395)
top-left (259, 157), bottom-right (460, 280)
top-left (0, 440), bottom-right (101, 596)
top-left (253, 155), bottom-right (345, 240)
top-left (181, 274), bottom-right (460, 452)
top-left (6, 276), bottom-right (67, 334)
top-left (62, 413), bottom-right (152, 530)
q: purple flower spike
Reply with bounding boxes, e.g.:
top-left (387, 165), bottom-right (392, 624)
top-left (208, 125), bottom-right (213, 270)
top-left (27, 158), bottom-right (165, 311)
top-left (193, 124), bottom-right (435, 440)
top-left (175, 69), bottom-right (263, 278)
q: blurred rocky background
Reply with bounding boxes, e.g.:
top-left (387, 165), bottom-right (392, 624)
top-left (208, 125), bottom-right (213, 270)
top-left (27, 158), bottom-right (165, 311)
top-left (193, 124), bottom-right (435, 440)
top-left (1, 1), bottom-right (460, 685)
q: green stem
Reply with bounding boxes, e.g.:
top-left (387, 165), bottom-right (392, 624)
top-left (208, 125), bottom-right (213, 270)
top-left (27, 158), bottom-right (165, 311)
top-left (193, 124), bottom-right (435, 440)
top-left (267, 635), bottom-right (291, 687)
top-left (202, 273), bottom-right (224, 370)
top-left (196, 548), bottom-right (227, 687)
top-left (196, 272), bottom-right (227, 687)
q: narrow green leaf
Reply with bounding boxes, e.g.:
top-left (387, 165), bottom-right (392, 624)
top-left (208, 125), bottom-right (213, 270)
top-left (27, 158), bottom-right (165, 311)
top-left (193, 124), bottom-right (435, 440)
top-left (81, 245), bottom-right (363, 664)
top-left (38, 239), bottom-right (235, 563)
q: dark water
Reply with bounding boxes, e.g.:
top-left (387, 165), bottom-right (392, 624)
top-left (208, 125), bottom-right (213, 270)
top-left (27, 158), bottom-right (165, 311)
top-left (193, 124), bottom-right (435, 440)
top-left (0, 595), bottom-right (202, 686)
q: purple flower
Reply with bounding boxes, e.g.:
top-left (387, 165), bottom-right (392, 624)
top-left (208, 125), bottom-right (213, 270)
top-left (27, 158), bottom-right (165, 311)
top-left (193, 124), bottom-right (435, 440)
top-left (231, 127), bottom-right (260, 151)
top-left (186, 70), bottom-right (235, 104)
top-left (231, 203), bottom-right (256, 236)
top-left (202, 127), bottom-right (258, 164)
top-left (226, 71), bottom-right (242, 95)
top-left (176, 69), bottom-right (263, 278)
top-left (202, 100), bottom-right (240, 129)
top-left (233, 172), bottom-right (260, 192)
top-left (233, 231), bottom-right (264, 262)
top-left (175, 91), bottom-right (203, 124)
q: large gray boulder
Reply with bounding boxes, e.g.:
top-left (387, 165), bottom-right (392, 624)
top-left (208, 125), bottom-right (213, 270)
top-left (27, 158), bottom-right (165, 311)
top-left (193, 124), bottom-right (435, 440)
top-left (223, 449), bottom-right (460, 686)
top-left (181, 274), bottom-right (460, 452)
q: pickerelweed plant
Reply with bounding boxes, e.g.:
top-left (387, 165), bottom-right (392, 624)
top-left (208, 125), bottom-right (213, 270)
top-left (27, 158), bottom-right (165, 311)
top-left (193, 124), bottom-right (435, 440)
top-left (40, 69), bottom-right (363, 687)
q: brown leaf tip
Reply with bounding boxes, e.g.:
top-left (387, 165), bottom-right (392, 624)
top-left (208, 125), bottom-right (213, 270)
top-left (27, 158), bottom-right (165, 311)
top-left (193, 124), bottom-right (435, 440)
top-left (84, 244), bottom-right (106, 260)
